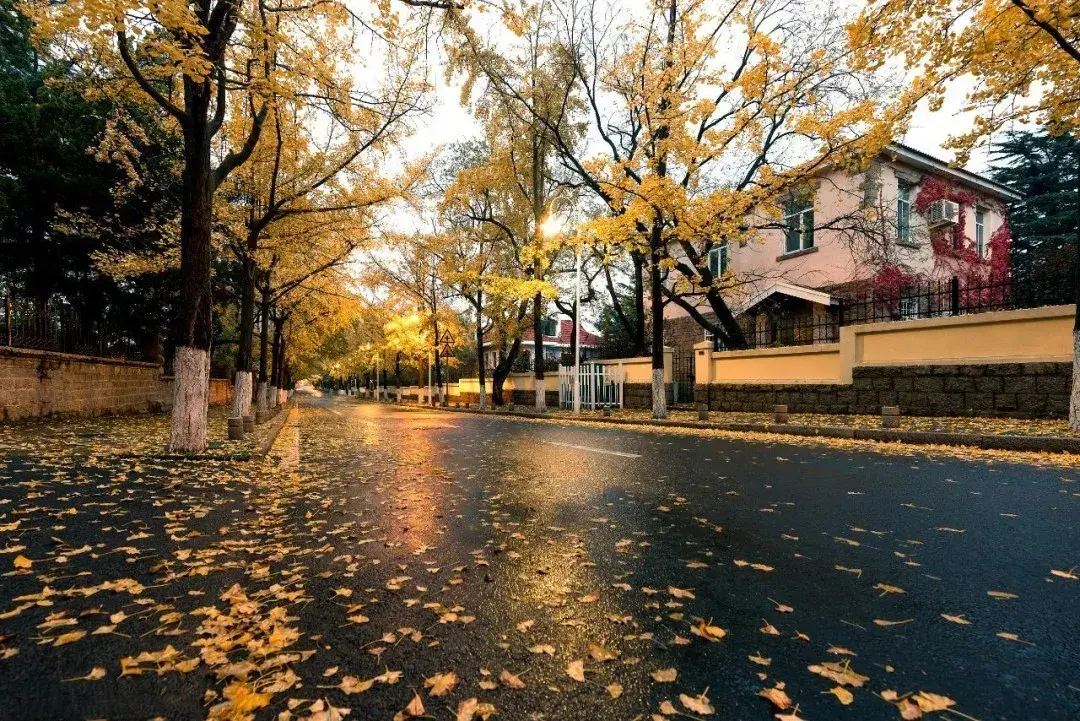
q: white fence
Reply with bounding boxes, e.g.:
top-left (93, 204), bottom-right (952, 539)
top-left (558, 362), bottom-right (623, 410)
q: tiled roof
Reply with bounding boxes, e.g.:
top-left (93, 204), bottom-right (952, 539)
top-left (522, 319), bottom-right (601, 346)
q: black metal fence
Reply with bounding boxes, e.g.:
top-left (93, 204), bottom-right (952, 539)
top-left (2, 295), bottom-right (143, 360)
top-left (715, 271), bottom-right (1075, 352)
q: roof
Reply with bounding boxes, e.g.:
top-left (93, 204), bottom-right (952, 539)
top-left (884, 142), bottom-right (1022, 202)
top-left (522, 319), bottom-right (602, 346)
top-left (733, 281), bottom-right (838, 315)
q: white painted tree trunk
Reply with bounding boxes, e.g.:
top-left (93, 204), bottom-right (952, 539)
top-left (269, 385), bottom-right (278, 408)
top-left (231, 370), bottom-right (252, 419)
top-left (1071, 330), bottom-right (1080, 431)
top-left (479, 385), bottom-right (487, 410)
top-left (169, 346), bottom-right (210, 452)
top-left (651, 368), bottom-right (667, 420)
top-left (256, 381), bottom-right (269, 412)
top-left (535, 378), bottom-right (546, 412)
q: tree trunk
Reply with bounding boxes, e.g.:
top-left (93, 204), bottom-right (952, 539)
top-left (649, 223), bottom-right (667, 420)
top-left (232, 250), bottom-right (256, 420)
top-left (270, 317), bottom-right (283, 408)
top-left (169, 113), bottom-right (215, 452)
top-left (491, 337), bottom-right (522, 407)
top-left (633, 250), bottom-right (647, 355)
top-left (256, 284), bottom-right (271, 412)
top-left (533, 287), bottom-right (546, 412)
top-left (476, 291), bottom-right (486, 410)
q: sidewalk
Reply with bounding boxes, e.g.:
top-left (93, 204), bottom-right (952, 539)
top-left (0, 404), bottom-right (293, 460)
top-left (393, 401), bottom-right (1080, 456)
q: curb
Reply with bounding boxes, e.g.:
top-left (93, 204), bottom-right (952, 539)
top-left (377, 400), bottom-right (1080, 455)
top-left (256, 403), bottom-right (296, 458)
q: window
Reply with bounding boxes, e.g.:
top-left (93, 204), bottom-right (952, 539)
top-left (706, 241), bottom-right (729, 278)
top-left (897, 181), bottom-right (913, 244)
top-left (899, 296), bottom-right (920, 320)
top-left (975, 207), bottom-right (986, 258)
top-left (703, 326), bottom-right (714, 341)
top-left (540, 318), bottom-right (558, 337)
top-left (784, 198), bottom-right (814, 254)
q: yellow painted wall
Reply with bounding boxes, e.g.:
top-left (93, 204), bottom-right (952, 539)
top-left (709, 345), bottom-right (843, 384)
top-left (851, 305), bottom-right (1072, 366)
top-left (596, 349), bottom-right (673, 383)
top-left (701, 305), bottom-right (1075, 386)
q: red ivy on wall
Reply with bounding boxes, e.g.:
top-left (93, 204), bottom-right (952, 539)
top-left (869, 175), bottom-right (1012, 298)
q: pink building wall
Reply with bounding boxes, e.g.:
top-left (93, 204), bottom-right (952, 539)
top-left (665, 146), bottom-right (1016, 321)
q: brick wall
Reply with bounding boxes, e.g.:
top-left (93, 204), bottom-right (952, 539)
top-left (665, 315), bottom-right (711, 357)
top-left (1, 347), bottom-right (233, 421)
top-left (696, 362), bottom-right (1071, 418)
top-left (623, 382), bottom-right (675, 409)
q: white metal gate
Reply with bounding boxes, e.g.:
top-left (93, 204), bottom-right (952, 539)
top-left (558, 362), bottom-right (623, 410)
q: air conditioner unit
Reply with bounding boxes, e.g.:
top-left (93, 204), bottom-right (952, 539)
top-left (927, 199), bottom-right (959, 227)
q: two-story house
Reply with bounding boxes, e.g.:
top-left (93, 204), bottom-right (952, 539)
top-left (483, 317), bottom-right (602, 371)
top-left (663, 142), bottom-right (1023, 356)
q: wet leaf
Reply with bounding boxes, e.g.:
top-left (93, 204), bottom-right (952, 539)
top-left (424, 671), bottom-right (458, 697)
top-left (679, 692), bottom-right (715, 715)
top-left (499, 669), bottom-right (525, 689)
top-left (829, 686), bottom-right (854, 705)
top-left (807, 661), bottom-right (869, 687)
top-left (758, 684), bottom-right (791, 710)
top-left (650, 668), bottom-right (677, 683)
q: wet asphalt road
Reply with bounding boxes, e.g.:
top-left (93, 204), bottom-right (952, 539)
top-left (1, 394), bottom-right (1079, 721)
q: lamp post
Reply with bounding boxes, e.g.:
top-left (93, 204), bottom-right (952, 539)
top-left (573, 237), bottom-right (581, 414)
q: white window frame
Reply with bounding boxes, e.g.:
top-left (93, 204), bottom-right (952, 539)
top-left (783, 198), bottom-right (814, 254)
top-left (897, 181), bottom-right (913, 244)
top-left (706, 241), bottom-right (729, 278)
top-left (975, 206), bottom-right (986, 258)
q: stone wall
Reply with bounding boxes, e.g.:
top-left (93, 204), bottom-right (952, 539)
top-left (623, 382), bottom-right (675, 410)
top-left (1, 347), bottom-right (233, 421)
top-left (696, 362), bottom-right (1071, 418)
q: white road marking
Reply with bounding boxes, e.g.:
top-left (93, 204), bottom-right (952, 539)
top-left (540, 440), bottom-right (640, 458)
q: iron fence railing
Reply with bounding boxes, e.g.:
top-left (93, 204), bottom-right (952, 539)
top-left (713, 271), bottom-right (1076, 352)
top-left (2, 294), bottom-right (143, 360)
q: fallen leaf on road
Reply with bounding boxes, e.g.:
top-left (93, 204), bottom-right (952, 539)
top-left (913, 691), bottom-right (955, 712)
top-left (13, 555), bottom-right (31, 570)
top-left (748, 653), bottom-right (771, 666)
top-left (873, 618), bottom-right (914, 627)
top-left (566, 660), bottom-right (585, 682)
top-left (808, 660), bottom-right (869, 687)
top-left (680, 692), bottom-right (715, 715)
top-left (668, 586), bottom-right (695, 599)
top-left (829, 686), bottom-right (854, 705)
top-left (1050, 568), bottom-right (1078, 580)
top-left (690, 619), bottom-right (726, 641)
top-left (423, 671), bottom-right (458, 696)
top-left (588, 644), bottom-right (618, 662)
top-left (758, 684), bottom-right (791, 710)
top-left (987, 590), bottom-right (1018, 600)
top-left (941, 613), bottom-right (971, 625)
top-left (606, 683), bottom-right (623, 699)
top-left (874, 583), bottom-right (907, 596)
top-left (996, 631), bottom-right (1035, 645)
top-left (650, 668), bottom-right (677, 682)
top-left (499, 669), bottom-right (525, 689)
top-left (528, 644), bottom-right (555, 656)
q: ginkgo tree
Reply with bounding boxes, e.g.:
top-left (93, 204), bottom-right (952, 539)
top-left (23, 0), bottom-right (459, 450)
top-left (849, 0), bottom-right (1080, 426)
top-left (219, 89), bottom-right (426, 425)
top-left (452, 0), bottom-right (916, 419)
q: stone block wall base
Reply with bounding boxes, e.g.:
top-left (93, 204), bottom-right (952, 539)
top-left (697, 361), bottom-right (1071, 419)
